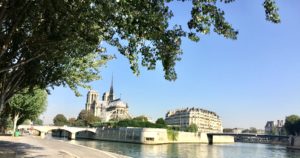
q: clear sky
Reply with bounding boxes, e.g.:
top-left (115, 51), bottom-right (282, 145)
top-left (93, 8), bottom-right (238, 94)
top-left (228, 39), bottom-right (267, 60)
top-left (43, 0), bottom-right (300, 129)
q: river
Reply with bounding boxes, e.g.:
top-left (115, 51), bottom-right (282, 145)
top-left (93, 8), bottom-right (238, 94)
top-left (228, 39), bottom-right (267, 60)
top-left (61, 138), bottom-right (300, 158)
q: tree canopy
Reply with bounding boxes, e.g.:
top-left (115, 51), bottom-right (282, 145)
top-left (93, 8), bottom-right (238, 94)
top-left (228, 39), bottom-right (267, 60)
top-left (155, 118), bottom-right (166, 125)
top-left (185, 123), bottom-right (198, 132)
top-left (115, 118), bottom-right (167, 128)
top-left (77, 110), bottom-right (101, 126)
top-left (53, 114), bottom-right (68, 126)
top-left (133, 115), bottom-right (149, 122)
top-left (242, 127), bottom-right (258, 134)
top-left (33, 118), bottom-right (43, 126)
top-left (0, 0), bottom-right (281, 113)
top-left (284, 115), bottom-right (300, 136)
top-left (8, 88), bottom-right (47, 134)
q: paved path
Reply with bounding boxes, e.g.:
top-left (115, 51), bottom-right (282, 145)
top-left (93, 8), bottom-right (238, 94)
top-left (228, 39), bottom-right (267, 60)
top-left (287, 146), bottom-right (300, 150)
top-left (0, 136), bottom-right (130, 158)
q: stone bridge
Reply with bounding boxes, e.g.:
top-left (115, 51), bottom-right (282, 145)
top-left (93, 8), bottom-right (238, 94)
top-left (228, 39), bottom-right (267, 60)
top-left (18, 125), bottom-right (97, 139)
top-left (207, 133), bottom-right (289, 144)
top-left (207, 133), bottom-right (289, 139)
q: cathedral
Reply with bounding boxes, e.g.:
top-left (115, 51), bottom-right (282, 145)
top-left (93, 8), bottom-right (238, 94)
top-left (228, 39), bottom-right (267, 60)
top-left (85, 79), bottom-right (131, 122)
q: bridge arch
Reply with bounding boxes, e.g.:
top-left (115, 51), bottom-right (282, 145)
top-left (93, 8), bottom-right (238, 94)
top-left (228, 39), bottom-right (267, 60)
top-left (51, 129), bottom-right (73, 139)
top-left (75, 130), bottom-right (96, 139)
top-left (17, 125), bottom-right (97, 139)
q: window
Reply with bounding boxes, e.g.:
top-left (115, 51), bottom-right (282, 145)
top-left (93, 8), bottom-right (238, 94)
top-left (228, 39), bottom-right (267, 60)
top-left (145, 137), bottom-right (155, 141)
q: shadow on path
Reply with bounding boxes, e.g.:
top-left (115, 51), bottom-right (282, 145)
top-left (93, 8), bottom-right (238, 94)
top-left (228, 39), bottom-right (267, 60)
top-left (0, 140), bottom-right (45, 158)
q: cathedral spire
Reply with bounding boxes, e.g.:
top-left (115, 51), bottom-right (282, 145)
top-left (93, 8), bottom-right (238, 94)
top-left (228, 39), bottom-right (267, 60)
top-left (109, 74), bottom-right (114, 101)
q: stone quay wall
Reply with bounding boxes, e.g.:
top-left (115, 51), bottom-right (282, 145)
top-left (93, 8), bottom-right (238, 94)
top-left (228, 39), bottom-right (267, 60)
top-left (212, 135), bottom-right (235, 143)
top-left (293, 136), bottom-right (300, 146)
top-left (169, 131), bottom-right (209, 143)
top-left (287, 136), bottom-right (300, 149)
top-left (75, 127), bottom-right (234, 144)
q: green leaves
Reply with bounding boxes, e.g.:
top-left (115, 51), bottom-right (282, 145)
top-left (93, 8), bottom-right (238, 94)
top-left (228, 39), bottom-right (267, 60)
top-left (263, 0), bottom-right (281, 23)
top-left (185, 123), bottom-right (198, 132)
top-left (285, 115), bottom-right (300, 136)
top-left (188, 1), bottom-right (238, 42)
top-left (53, 114), bottom-right (68, 126)
top-left (0, 0), bottom-right (282, 113)
top-left (8, 88), bottom-right (47, 124)
top-left (77, 110), bottom-right (101, 126)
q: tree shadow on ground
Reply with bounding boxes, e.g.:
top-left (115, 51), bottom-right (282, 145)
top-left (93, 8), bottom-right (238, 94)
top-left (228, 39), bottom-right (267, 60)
top-left (0, 140), bottom-right (45, 158)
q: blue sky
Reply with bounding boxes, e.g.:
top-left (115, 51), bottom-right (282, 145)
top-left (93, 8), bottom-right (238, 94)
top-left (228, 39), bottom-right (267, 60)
top-left (43, 0), bottom-right (300, 129)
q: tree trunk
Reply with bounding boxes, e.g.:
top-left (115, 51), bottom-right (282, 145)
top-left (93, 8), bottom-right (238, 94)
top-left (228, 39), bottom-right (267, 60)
top-left (12, 113), bottom-right (19, 136)
top-left (0, 93), bottom-right (6, 113)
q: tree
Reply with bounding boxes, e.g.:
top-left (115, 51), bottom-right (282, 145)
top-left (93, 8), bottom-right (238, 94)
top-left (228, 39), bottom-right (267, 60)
top-left (8, 88), bottom-right (47, 135)
top-left (0, 106), bottom-right (12, 133)
top-left (284, 115), bottom-right (300, 136)
top-left (21, 119), bottom-right (32, 125)
top-left (74, 119), bottom-right (85, 127)
top-left (33, 118), bottom-right (43, 126)
top-left (113, 118), bottom-right (167, 128)
top-left (53, 114), bottom-right (68, 126)
top-left (186, 124), bottom-right (198, 132)
top-left (77, 110), bottom-right (101, 127)
top-left (68, 117), bottom-right (77, 127)
top-left (133, 116), bottom-right (148, 122)
top-left (242, 129), bottom-right (250, 134)
top-left (249, 127), bottom-right (258, 134)
top-left (223, 128), bottom-right (233, 133)
top-left (0, 1), bottom-right (281, 113)
top-left (155, 118), bottom-right (166, 125)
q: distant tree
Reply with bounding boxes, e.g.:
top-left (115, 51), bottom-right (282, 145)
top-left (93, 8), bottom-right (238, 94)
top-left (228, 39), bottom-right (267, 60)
top-left (77, 110), bottom-right (101, 127)
top-left (133, 116), bottom-right (148, 122)
top-left (68, 117), bottom-right (77, 126)
top-left (270, 126), bottom-right (277, 135)
top-left (88, 116), bottom-right (101, 127)
top-left (155, 118), bottom-right (166, 125)
top-left (186, 124), bottom-right (198, 132)
top-left (53, 114), bottom-right (68, 126)
top-left (249, 127), bottom-right (258, 134)
top-left (242, 129), bottom-right (250, 134)
top-left (284, 115), bottom-right (300, 136)
top-left (33, 118), bottom-right (43, 126)
top-left (74, 119), bottom-right (85, 127)
top-left (114, 118), bottom-right (167, 129)
top-left (223, 128), bottom-right (233, 133)
top-left (77, 110), bottom-right (88, 121)
top-left (8, 89), bottom-right (47, 135)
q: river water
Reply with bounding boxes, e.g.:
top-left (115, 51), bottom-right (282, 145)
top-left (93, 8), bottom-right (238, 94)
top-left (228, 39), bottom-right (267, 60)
top-left (64, 139), bottom-right (300, 158)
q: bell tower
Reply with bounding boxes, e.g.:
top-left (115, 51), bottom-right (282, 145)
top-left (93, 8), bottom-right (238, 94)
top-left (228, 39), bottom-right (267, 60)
top-left (85, 90), bottom-right (99, 114)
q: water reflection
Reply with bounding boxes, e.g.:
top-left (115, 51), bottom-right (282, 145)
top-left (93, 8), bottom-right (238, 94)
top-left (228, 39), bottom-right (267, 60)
top-left (67, 139), bottom-right (300, 158)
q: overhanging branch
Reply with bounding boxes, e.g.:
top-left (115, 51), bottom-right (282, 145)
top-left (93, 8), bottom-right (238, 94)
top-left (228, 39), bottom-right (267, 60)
top-left (0, 53), bottom-right (45, 73)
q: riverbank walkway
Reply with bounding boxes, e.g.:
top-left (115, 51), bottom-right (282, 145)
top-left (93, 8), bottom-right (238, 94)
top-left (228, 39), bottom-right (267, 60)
top-left (0, 136), bottom-right (130, 158)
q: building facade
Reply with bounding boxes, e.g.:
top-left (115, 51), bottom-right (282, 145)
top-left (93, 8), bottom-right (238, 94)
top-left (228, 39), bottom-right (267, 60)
top-left (165, 107), bottom-right (223, 133)
top-left (265, 120), bottom-right (285, 135)
top-left (85, 79), bottom-right (131, 122)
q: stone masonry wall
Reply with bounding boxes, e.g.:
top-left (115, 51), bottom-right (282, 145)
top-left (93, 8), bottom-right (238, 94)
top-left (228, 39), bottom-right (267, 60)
top-left (75, 127), bottom-right (233, 144)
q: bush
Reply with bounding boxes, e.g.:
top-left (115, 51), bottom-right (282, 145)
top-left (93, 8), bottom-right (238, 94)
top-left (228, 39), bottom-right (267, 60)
top-left (167, 129), bottom-right (178, 141)
top-left (115, 119), bottom-right (167, 128)
top-left (185, 124), bottom-right (198, 132)
top-left (155, 118), bottom-right (166, 125)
